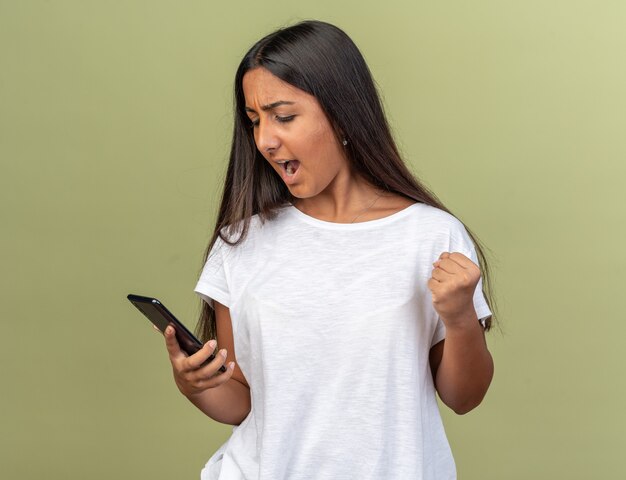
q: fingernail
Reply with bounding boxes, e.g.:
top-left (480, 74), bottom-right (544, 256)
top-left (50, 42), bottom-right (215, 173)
top-left (208, 340), bottom-right (216, 349)
top-left (229, 362), bottom-right (235, 370)
top-left (166, 326), bottom-right (173, 334)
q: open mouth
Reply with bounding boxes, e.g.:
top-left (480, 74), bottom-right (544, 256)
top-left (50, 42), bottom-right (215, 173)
top-left (281, 160), bottom-right (300, 177)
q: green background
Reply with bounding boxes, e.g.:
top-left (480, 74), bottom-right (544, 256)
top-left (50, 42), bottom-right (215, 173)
top-left (2, 1), bottom-right (624, 479)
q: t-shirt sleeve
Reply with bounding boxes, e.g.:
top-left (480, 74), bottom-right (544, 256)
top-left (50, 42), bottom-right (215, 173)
top-left (194, 234), bottom-right (231, 310)
top-left (431, 220), bottom-right (493, 347)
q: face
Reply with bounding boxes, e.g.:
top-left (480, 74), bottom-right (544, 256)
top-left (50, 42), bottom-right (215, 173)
top-left (242, 67), bottom-right (349, 197)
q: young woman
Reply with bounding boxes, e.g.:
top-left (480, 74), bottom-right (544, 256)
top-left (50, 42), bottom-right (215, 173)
top-left (163, 19), bottom-right (497, 480)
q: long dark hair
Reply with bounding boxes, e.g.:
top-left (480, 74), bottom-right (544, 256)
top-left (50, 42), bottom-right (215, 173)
top-left (195, 19), bottom-right (499, 343)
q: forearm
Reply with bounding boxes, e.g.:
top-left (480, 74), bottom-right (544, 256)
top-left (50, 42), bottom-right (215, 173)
top-left (186, 378), bottom-right (252, 426)
top-left (435, 312), bottom-right (494, 415)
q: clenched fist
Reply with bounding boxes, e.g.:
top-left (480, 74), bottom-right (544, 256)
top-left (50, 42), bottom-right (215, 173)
top-left (427, 251), bottom-right (481, 328)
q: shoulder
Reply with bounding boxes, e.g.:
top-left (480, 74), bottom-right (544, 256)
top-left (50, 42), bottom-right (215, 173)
top-left (218, 205), bottom-right (291, 251)
top-left (370, 193), bottom-right (466, 233)
top-left (390, 198), bottom-right (474, 252)
top-left (390, 196), bottom-right (464, 231)
top-left (412, 205), bottom-right (477, 256)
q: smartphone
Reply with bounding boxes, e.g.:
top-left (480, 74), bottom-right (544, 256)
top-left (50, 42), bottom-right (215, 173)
top-left (127, 293), bottom-right (226, 372)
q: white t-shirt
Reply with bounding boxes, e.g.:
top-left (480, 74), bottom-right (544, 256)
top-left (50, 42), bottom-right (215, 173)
top-left (194, 202), bottom-right (492, 480)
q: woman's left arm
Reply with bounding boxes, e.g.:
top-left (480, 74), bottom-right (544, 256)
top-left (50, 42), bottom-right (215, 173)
top-left (427, 252), bottom-right (494, 415)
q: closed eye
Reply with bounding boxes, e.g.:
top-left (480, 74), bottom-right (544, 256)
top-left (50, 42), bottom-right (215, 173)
top-left (249, 115), bottom-right (296, 128)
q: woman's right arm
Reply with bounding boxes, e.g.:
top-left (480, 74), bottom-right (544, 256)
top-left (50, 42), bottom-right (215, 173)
top-left (185, 377), bottom-right (251, 426)
top-left (163, 315), bottom-right (251, 426)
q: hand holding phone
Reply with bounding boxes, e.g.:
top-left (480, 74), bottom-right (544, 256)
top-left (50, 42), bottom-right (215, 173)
top-left (162, 323), bottom-right (235, 397)
top-left (127, 294), bottom-right (235, 397)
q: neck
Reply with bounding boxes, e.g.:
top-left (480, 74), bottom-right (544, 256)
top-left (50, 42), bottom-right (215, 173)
top-left (292, 185), bottom-right (386, 223)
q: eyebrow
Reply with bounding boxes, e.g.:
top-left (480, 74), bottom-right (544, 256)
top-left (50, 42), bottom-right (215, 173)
top-left (244, 100), bottom-right (295, 113)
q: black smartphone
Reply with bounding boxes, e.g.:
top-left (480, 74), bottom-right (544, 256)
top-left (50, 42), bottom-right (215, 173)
top-left (127, 293), bottom-right (226, 373)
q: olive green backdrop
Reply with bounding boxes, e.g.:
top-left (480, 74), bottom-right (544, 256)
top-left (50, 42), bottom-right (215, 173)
top-left (2, 1), bottom-right (624, 479)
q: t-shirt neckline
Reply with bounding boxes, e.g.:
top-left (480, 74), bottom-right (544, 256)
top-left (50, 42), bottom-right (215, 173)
top-left (284, 202), bottom-right (421, 230)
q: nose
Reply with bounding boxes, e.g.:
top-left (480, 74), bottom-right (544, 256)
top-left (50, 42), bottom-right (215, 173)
top-left (254, 118), bottom-right (280, 155)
